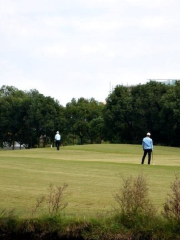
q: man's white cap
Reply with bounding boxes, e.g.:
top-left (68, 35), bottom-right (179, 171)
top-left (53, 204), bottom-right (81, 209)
top-left (57, 131), bottom-right (59, 134)
top-left (147, 132), bottom-right (151, 136)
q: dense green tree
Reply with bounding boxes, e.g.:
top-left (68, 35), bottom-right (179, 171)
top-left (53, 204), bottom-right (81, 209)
top-left (0, 86), bottom-right (65, 149)
top-left (1, 82), bottom-right (180, 148)
top-left (0, 85), bottom-right (30, 149)
top-left (160, 82), bottom-right (180, 146)
top-left (26, 89), bottom-right (65, 147)
top-left (88, 117), bottom-right (104, 143)
top-left (131, 81), bottom-right (170, 144)
top-left (103, 82), bottom-right (171, 144)
top-left (86, 100), bottom-right (104, 144)
top-left (65, 98), bottom-right (104, 144)
top-left (104, 85), bottom-right (134, 143)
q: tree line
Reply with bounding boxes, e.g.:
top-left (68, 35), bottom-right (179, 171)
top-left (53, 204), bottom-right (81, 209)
top-left (0, 81), bottom-right (180, 149)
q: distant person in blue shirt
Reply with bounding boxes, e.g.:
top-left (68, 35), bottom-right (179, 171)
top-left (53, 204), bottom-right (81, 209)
top-left (55, 131), bottom-right (61, 150)
top-left (141, 132), bottom-right (153, 164)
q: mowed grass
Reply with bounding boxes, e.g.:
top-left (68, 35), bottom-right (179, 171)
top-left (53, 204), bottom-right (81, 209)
top-left (0, 144), bottom-right (180, 218)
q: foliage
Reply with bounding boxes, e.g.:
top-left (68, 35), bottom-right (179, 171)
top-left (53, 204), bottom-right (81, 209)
top-left (64, 97), bottom-right (104, 144)
top-left (32, 183), bottom-right (68, 217)
top-left (163, 174), bottom-right (180, 230)
top-left (104, 85), bottom-right (133, 143)
top-left (0, 86), bottom-right (30, 148)
top-left (131, 81), bottom-right (170, 143)
top-left (114, 174), bottom-right (157, 230)
top-left (1, 81), bottom-right (180, 147)
top-left (160, 82), bottom-right (180, 146)
top-left (0, 86), bottom-right (65, 148)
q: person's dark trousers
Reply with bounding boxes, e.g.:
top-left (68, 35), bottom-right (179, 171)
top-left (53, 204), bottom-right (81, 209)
top-left (56, 140), bottom-right (60, 150)
top-left (141, 149), bottom-right (152, 164)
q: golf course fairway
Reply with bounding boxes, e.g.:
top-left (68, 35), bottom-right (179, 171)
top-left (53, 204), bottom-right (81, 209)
top-left (0, 144), bottom-right (180, 218)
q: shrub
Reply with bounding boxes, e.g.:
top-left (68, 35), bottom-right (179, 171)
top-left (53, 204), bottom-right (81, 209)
top-left (32, 183), bottom-right (68, 217)
top-left (163, 174), bottom-right (180, 229)
top-left (113, 174), bottom-right (156, 230)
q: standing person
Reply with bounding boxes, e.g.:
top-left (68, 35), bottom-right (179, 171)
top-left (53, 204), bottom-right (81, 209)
top-left (141, 132), bottom-right (153, 164)
top-left (55, 131), bottom-right (61, 150)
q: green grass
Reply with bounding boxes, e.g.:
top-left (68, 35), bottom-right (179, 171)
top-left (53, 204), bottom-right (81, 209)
top-left (0, 144), bottom-right (180, 218)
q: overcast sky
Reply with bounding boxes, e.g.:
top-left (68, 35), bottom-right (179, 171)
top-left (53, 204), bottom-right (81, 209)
top-left (1, 0), bottom-right (180, 106)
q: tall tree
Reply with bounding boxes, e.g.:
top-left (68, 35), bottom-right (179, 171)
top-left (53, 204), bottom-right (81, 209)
top-left (104, 85), bottom-right (134, 143)
top-left (160, 82), bottom-right (180, 146)
top-left (26, 89), bottom-right (65, 147)
top-left (65, 98), bottom-right (104, 144)
top-left (0, 85), bottom-right (30, 149)
top-left (131, 81), bottom-right (170, 144)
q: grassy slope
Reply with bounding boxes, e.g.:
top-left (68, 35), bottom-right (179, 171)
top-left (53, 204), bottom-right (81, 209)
top-left (0, 144), bottom-right (180, 218)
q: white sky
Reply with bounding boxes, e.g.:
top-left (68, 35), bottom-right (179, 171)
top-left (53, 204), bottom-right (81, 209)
top-left (0, 0), bottom-right (180, 106)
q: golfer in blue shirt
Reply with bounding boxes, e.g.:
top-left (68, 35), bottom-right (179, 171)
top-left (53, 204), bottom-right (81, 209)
top-left (55, 131), bottom-right (61, 150)
top-left (141, 132), bottom-right (153, 164)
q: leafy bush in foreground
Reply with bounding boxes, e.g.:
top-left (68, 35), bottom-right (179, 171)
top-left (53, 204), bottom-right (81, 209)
top-left (32, 183), bottom-right (68, 217)
top-left (113, 174), bottom-right (156, 230)
top-left (163, 174), bottom-right (180, 231)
